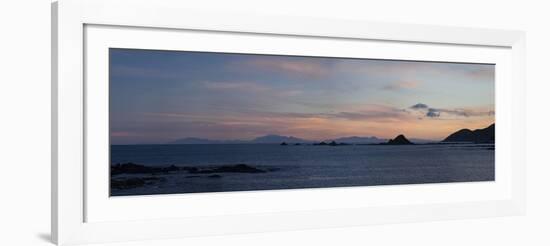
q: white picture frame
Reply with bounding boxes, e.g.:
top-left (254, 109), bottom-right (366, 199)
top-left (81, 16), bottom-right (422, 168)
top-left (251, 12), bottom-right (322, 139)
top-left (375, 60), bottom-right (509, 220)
top-left (52, 0), bottom-right (526, 245)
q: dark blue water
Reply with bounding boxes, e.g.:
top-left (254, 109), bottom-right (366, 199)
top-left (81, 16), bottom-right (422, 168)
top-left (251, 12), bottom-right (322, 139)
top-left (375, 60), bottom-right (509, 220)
top-left (110, 144), bottom-right (494, 196)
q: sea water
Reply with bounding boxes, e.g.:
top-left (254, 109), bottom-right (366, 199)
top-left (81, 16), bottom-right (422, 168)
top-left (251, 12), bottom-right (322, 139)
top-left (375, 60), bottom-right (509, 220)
top-left (110, 144), bottom-right (494, 196)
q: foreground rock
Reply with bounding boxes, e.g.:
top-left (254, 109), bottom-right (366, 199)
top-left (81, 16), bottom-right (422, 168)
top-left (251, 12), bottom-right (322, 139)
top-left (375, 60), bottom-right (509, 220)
top-left (111, 177), bottom-right (166, 190)
top-left (110, 163), bottom-right (269, 190)
top-left (187, 164), bottom-right (266, 174)
top-left (386, 135), bottom-right (414, 145)
top-left (111, 163), bottom-right (268, 176)
top-left (111, 163), bottom-right (179, 176)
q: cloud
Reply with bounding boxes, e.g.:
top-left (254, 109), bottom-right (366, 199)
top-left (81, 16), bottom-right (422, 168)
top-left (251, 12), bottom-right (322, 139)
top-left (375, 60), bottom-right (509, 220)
top-left (279, 90), bottom-right (303, 97)
top-left (201, 81), bottom-right (270, 93)
top-left (409, 103), bottom-right (494, 118)
top-left (382, 81), bottom-right (419, 91)
top-left (410, 103), bottom-right (429, 109)
top-left (127, 104), bottom-right (416, 142)
top-left (200, 80), bottom-right (303, 99)
top-left (147, 103), bottom-right (412, 125)
top-left (275, 104), bottom-right (412, 122)
top-left (436, 108), bottom-right (494, 117)
top-left (324, 110), bottom-right (406, 121)
top-left (426, 108), bottom-right (441, 118)
top-left (467, 67), bottom-right (494, 79)
top-left (339, 60), bottom-right (495, 86)
top-left (242, 58), bottom-right (330, 78)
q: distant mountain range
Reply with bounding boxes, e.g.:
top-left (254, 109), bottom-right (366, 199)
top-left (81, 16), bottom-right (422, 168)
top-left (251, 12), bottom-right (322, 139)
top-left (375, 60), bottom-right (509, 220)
top-left (168, 123), bottom-right (494, 145)
top-left (169, 135), bottom-right (313, 145)
top-left (326, 136), bottom-right (387, 144)
top-left (442, 123), bottom-right (495, 143)
top-left (169, 135), bottom-right (391, 145)
top-left (169, 137), bottom-right (243, 145)
top-left (252, 134), bottom-right (313, 144)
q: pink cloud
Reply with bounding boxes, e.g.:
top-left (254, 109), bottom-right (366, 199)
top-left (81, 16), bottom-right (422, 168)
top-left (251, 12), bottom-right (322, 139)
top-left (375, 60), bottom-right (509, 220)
top-left (243, 58), bottom-right (329, 78)
top-left (201, 81), bottom-right (270, 93)
top-left (201, 80), bottom-right (303, 98)
top-left (382, 81), bottom-right (419, 90)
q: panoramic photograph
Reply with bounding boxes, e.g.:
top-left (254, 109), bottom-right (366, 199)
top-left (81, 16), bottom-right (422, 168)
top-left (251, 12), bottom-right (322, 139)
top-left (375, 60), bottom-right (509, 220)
top-left (109, 48), bottom-right (495, 196)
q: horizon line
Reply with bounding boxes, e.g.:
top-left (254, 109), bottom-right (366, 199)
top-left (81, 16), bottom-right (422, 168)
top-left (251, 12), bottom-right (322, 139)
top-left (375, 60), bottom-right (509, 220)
top-left (110, 122), bottom-right (495, 145)
top-left (110, 134), bottom-right (441, 146)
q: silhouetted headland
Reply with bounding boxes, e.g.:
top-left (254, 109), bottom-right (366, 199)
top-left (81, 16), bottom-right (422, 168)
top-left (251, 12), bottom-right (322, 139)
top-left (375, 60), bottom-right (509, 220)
top-left (443, 123), bottom-right (495, 143)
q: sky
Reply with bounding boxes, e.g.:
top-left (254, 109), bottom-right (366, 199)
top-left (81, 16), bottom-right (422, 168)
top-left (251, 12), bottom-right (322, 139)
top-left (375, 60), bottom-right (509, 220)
top-left (110, 48), bottom-right (495, 144)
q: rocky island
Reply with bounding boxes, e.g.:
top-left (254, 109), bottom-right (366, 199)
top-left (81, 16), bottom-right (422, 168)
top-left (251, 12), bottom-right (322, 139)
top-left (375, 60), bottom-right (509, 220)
top-left (385, 134), bottom-right (414, 145)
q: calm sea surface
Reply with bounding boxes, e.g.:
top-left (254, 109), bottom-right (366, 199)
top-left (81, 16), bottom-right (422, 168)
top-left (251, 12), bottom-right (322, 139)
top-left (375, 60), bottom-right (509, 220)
top-left (110, 144), bottom-right (494, 196)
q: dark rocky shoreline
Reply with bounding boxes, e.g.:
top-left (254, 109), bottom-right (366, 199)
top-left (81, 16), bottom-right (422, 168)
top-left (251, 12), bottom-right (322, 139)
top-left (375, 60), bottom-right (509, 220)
top-left (110, 163), bottom-right (271, 190)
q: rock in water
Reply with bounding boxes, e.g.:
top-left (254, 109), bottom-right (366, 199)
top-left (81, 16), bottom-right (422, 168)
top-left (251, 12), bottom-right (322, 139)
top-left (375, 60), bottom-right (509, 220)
top-left (111, 162), bottom-right (180, 175)
top-left (212, 164), bottom-right (266, 173)
top-left (188, 164), bottom-right (267, 174)
top-left (111, 178), bottom-right (146, 189)
top-left (110, 177), bottom-right (166, 190)
top-left (387, 134), bottom-right (413, 145)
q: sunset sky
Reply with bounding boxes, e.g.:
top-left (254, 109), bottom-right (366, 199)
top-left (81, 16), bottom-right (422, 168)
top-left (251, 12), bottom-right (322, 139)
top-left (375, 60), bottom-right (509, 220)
top-left (110, 48), bottom-right (495, 144)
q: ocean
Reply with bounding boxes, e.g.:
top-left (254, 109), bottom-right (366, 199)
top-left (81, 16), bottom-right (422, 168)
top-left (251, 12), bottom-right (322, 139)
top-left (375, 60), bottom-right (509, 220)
top-left (110, 143), bottom-right (495, 196)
